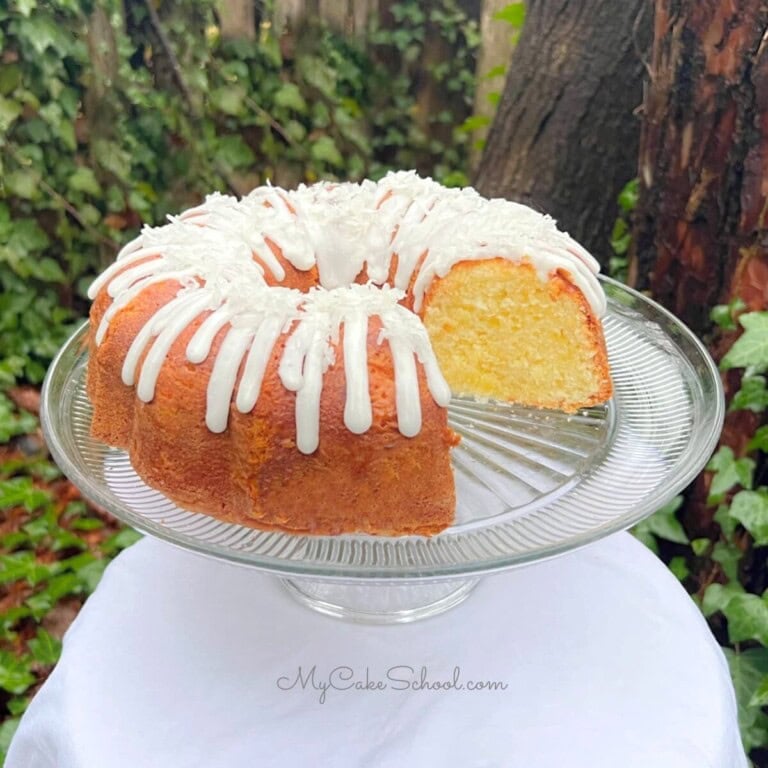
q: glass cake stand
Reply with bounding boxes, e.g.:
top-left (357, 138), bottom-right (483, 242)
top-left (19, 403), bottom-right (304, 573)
top-left (41, 278), bottom-right (724, 623)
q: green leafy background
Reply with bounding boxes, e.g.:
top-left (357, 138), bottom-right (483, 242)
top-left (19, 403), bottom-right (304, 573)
top-left (0, 0), bottom-right (482, 759)
top-left (2, 1), bottom-right (768, 766)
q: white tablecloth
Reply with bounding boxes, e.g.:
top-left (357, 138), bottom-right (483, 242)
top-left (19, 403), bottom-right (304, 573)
top-left (7, 532), bottom-right (746, 768)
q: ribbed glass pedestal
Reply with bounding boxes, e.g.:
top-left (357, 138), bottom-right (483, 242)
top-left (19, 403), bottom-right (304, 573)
top-left (41, 279), bottom-right (723, 622)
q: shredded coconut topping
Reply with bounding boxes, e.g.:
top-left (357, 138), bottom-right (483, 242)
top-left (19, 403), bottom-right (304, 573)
top-left (89, 172), bottom-right (604, 452)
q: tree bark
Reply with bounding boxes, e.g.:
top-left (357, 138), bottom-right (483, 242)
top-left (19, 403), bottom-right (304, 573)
top-left (474, 0), bottom-right (651, 264)
top-left (629, 2), bottom-right (768, 562)
top-left (217, 0), bottom-right (256, 40)
top-left (629, 0), bottom-right (768, 335)
top-left (84, 5), bottom-right (120, 268)
top-left (470, 0), bottom-right (516, 172)
top-left (274, 0), bottom-right (372, 35)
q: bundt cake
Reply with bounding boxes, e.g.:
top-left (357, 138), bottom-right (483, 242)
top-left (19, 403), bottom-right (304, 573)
top-left (86, 171), bottom-right (612, 536)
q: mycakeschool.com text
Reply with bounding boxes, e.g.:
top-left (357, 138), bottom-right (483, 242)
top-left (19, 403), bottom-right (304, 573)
top-left (276, 665), bottom-right (509, 704)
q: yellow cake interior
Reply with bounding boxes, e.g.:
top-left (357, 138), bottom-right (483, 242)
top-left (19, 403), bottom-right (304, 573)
top-left (421, 258), bottom-right (612, 411)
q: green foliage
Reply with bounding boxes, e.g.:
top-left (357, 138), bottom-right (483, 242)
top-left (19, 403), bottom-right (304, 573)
top-left (493, 2), bottom-right (526, 29)
top-left (458, 2), bottom-right (522, 152)
top-left (712, 298), bottom-right (747, 332)
top-left (632, 495), bottom-right (688, 555)
top-left (722, 313), bottom-right (768, 372)
top-left (707, 447), bottom-right (755, 504)
top-left (729, 491), bottom-right (768, 545)
top-left (368, 0), bottom-right (479, 184)
top-left (725, 647), bottom-right (768, 752)
top-left (0, 0), bottom-right (478, 391)
top-left (0, 394), bottom-right (36, 443)
top-left (609, 178), bottom-right (638, 281)
top-left (731, 376), bottom-right (768, 414)
top-left (0, 2), bottom-right (479, 757)
top-left (636, 308), bottom-right (768, 759)
top-left (0, 400), bottom-right (140, 761)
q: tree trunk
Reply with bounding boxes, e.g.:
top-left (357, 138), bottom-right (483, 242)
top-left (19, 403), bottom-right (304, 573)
top-left (274, 0), bottom-right (372, 35)
top-left (629, 1), bottom-right (768, 548)
top-left (217, 0), bottom-right (255, 40)
top-left (469, 0), bottom-right (516, 172)
top-left (474, 0), bottom-right (651, 264)
top-left (629, 0), bottom-right (768, 335)
top-left (84, 5), bottom-right (120, 269)
top-left (412, 20), bottom-right (464, 162)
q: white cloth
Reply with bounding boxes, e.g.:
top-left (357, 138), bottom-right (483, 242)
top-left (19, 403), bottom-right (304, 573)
top-left (8, 532), bottom-right (746, 768)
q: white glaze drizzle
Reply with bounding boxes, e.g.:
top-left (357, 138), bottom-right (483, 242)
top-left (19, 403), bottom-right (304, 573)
top-left (186, 306), bottom-right (238, 364)
top-left (342, 310), bottom-right (372, 434)
top-left (273, 283), bottom-right (450, 454)
top-left (206, 327), bottom-right (254, 433)
top-left (91, 172), bottom-right (605, 452)
top-left (235, 314), bottom-right (284, 414)
top-left (135, 291), bottom-right (215, 402)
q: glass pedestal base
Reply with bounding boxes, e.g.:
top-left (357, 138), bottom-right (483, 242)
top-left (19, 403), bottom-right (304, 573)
top-left (40, 280), bottom-right (725, 624)
top-left (280, 577), bottom-right (480, 624)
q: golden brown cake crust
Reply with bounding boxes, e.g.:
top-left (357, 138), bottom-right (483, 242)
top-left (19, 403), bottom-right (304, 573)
top-left (85, 176), bottom-right (613, 537)
top-left (89, 292), bottom-right (457, 536)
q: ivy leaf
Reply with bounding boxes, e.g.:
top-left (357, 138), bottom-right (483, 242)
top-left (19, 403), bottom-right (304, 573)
top-left (617, 178), bottom-right (639, 213)
top-left (483, 64), bottom-right (507, 80)
top-left (25, 572), bottom-right (81, 619)
top-left (0, 65), bottom-right (22, 97)
top-left (690, 537), bottom-right (711, 556)
top-left (6, 696), bottom-right (29, 717)
top-left (711, 305), bottom-right (736, 331)
top-left (0, 716), bottom-right (20, 760)
top-left (668, 555), bottom-right (689, 581)
top-left (440, 170), bottom-right (469, 188)
top-left (707, 447), bottom-right (755, 503)
top-left (750, 675), bottom-right (768, 707)
top-left (724, 647), bottom-right (768, 752)
top-left (215, 135), bottom-right (255, 169)
top-left (711, 298), bottom-right (746, 331)
top-left (91, 138), bottom-right (131, 183)
top-left (4, 169), bottom-right (42, 200)
top-left (101, 527), bottom-right (142, 556)
top-left (70, 517), bottom-right (103, 532)
top-left (6, 218), bottom-right (50, 254)
top-left (28, 257), bottom-right (66, 283)
top-left (702, 581), bottom-right (744, 617)
top-left (0, 393), bottom-right (37, 442)
top-left (68, 167), bottom-right (101, 196)
top-left (0, 650), bottom-right (35, 694)
top-left (748, 425), bottom-right (768, 453)
top-left (721, 312), bottom-right (768, 372)
top-left (723, 592), bottom-right (768, 645)
top-left (75, 558), bottom-right (107, 592)
top-left (273, 83), bottom-right (307, 114)
top-left (28, 628), bottom-right (62, 666)
top-left (211, 85), bottom-right (247, 116)
top-left (18, 14), bottom-right (71, 55)
top-left (610, 218), bottom-right (631, 256)
top-left (632, 495), bottom-right (688, 552)
top-left (731, 375), bottom-right (768, 413)
top-left (0, 477), bottom-right (51, 512)
top-left (459, 114), bottom-right (491, 133)
top-left (712, 541), bottom-right (742, 583)
top-left (310, 136), bottom-right (343, 167)
top-left (0, 95), bottom-right (21, 131)
top-left (729, 489), bottom-right (768, 545)
top-left (493, 2), bottom-right (526, 28)
top-left (0, 552), bottom-right (54, 586)
top-left (300, 56), bottom-right (337, 99)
